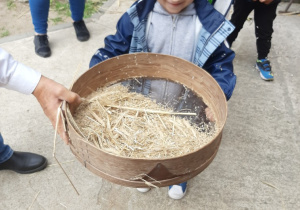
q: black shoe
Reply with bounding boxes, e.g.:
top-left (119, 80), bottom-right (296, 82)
top-left (0, 151), bottom-right (47, 174)
top-left (34, 35), bottom-right (51, 58)
top-left (73, 20), bottom-right (90, 42)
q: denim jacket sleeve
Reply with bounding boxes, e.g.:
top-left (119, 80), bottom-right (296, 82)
top-left (202, 43), bottom-right (236, 101)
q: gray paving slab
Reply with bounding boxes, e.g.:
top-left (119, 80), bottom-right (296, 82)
top-left (0, 1), bottom-right (299, 210)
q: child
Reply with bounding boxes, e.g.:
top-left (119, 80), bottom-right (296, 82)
top-left (89, 0), bottom-right (236, 200)
top-left (227, 0), bottom-right (281, 81)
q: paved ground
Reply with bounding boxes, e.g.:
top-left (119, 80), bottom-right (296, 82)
top-left (0, 0), bottom-right (73, 39)
top-left (0, 1), bottom-right (299, 209)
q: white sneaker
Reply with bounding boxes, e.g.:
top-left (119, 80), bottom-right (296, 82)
top-left (168, 182), bottom-right (187, 200)
top-left (137, 188), bottom-right (151, 193)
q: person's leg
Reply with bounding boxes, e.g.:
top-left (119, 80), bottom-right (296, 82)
top-left (227, 0), bottom-right (254, 47)
top-left (29, 0), bottom-right (50, 34)
top-left (0, 133), bottom-right (47, 174)
top-left (253, 2), bottom-right (279, 81)
top-left (69, 0), bottom-right (85, 21)
top-left (254, 2), bottom-right (279, 60)
top-left (69, 0), bottom-right (90, 41)
top-left (0, 133), bottom-right (13, 164)
top-left (29, 0), bottom-right (51, 57)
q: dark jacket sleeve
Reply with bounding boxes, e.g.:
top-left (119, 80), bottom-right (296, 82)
top-left (202, 43), bottom-right (236, 101)
top-left (89, 12), bottom-right (134, 68)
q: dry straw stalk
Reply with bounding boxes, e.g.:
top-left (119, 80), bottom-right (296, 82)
top-left (73, 84), bottom-right (217, 159)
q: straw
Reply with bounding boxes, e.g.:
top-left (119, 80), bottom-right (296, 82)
top-left (72, 84), bottom-right (218, 159)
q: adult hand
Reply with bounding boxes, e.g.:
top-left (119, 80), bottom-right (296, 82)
top-left (32, 76), bottom-right (81, 144)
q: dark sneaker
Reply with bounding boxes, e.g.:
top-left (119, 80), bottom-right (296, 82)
top-left (256, 58), bottom-right (274, 81)
top-left (34, 35), bottom-right (51, 58)
top-left (0, 151), bottom-right (47, 174)
top-left (73, 20), bottom-right (90, 42)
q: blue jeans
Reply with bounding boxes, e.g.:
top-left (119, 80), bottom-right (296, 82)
top-left (29, 0), bottom-right (86, 34)
top-left (0, 133), bottom-right (13, 164)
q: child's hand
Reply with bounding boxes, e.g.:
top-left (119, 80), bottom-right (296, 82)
top-left (205, 107), bottom-right (215, 122)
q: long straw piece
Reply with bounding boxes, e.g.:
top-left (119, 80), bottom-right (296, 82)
top-left (105, 105), bottom-right (197, 116)
top-left (51, 61), bottom-right (84, 195)
top-left (53, 104), bottom-right (79, 195)
top-left (28, 191), bottom-right (40, 210)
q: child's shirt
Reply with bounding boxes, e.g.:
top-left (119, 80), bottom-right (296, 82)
top-left (147, 2), bottom-right (198, 62)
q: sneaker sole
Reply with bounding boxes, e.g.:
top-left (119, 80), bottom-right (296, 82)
top-left (256, 65), bottom-right (274, 81)
top-left (35, 51), bottom-right (51, 58)
top-left (137, 188), bottom-right (151, 193)
top-left (168, 188), bottom-right (187, 200)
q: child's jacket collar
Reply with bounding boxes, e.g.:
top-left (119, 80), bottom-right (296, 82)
top-left (133, 0), bottom-right (227, 34)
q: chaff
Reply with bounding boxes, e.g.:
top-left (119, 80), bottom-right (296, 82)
top-left (73, 84), bottom-right (217, 158)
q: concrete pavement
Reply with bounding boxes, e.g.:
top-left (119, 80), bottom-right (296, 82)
top-left (0, 1), bottom-right (299, 209)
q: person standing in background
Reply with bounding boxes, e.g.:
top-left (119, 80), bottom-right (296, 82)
top-left (227, 0), bottom-right (281, 81)
top-left (29, 0), bottom-right (90, 58)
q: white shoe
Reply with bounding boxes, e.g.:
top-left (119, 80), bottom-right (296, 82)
top-left (168, 182), bottom-right (187, 200)
top-left (137, 188), bottom-right (151, 193)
